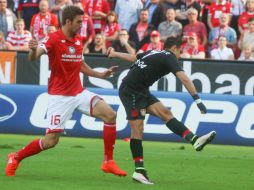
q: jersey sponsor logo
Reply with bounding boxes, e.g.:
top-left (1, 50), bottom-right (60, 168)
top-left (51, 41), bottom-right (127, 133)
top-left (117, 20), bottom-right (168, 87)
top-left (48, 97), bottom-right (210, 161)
top-left (135, 59), bottom-right (147, 69)
top-left (69, 46), bottom-right (75, 54)
top-left (0, 94), bottom-right (17, 122)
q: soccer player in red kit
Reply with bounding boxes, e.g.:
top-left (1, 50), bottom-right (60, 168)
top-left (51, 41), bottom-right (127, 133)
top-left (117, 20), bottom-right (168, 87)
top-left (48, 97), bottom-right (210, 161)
top-left (5, 5), bottom-right (126, 177)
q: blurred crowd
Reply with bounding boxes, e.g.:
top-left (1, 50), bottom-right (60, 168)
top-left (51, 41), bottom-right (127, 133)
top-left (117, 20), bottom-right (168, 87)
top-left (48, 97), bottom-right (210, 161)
top-left (0, 0), bottom-right (254, 61)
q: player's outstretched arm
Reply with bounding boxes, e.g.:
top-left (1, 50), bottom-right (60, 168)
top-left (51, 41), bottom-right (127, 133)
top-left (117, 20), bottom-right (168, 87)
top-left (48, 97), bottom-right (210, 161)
top-left (176, 71), bottom-right (207, 114)
top-left (106, 47), bottom-right (137, 62)
top-left (80, 61), bottom-right (118, 79)
top-left (28, 39), bottom-right (45, 61)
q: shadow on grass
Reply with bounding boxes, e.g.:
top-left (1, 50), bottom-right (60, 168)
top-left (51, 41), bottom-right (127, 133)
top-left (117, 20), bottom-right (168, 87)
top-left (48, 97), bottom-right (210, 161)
top-left (71, 145), bottom-right (85, 149)
top-left (0, 144), bottom-right (15, 149)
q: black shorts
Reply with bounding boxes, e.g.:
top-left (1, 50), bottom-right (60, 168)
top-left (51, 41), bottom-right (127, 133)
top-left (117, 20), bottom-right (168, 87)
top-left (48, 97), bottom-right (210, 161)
top-left (119, 83), bottom-right (159, 120)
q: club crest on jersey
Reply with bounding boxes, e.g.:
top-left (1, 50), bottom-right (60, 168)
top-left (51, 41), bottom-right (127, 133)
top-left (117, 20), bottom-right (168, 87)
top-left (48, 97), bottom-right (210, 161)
top-left (69, 46), bottom-right (75, 54)
top-left (140, 109), bottom-right (146, 116)
top-left (131, 108), bottom-right (139, 118)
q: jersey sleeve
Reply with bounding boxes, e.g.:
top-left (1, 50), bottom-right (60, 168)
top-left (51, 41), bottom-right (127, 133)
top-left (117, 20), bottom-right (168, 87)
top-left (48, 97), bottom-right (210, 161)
top-left (38, 34), bottom-right (54, 54)
top-left (165, 54), bottom-right (183, 75)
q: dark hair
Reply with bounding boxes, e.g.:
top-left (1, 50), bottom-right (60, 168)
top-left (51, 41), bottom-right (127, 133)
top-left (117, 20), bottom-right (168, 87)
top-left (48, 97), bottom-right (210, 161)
top-left (140, 8), bottom-right (149, 14)
top-left (106, 11), bottom-right (118, 24)
top-left (62, 5), bottom-right (84, 25)
top-left (164, 37), bottom-right (181, 50)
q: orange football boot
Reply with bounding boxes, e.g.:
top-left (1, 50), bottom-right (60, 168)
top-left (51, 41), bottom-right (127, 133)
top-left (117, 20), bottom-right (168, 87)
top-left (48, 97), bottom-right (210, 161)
top-left (101, 160), bottom-right (127, 176)
top-left (5, 153), bottom-right (20, 176)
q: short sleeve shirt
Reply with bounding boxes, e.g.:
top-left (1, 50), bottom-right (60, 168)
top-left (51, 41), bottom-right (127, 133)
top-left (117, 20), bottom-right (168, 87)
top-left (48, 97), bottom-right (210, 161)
top-left (208, 2), bottom-right (232, 28)
top-left (39, 30), bottom-right (84, 96)
top-left (123, 50), bottom-right (183, 90)
top-left (238, 11), bottom-right (254, 31)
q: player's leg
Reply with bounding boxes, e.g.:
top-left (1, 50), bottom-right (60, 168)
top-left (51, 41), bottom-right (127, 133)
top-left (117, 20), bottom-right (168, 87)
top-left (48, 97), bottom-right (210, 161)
top-left (5, 132), bottom-right (61, 176)
top-left (76, 89), bottom-right (126, 176)
top-left (118, 85), bottom-right (153, 184)
top-left (128, 119), bottom-right (153, 185)
top-left (92, 99), bottom-right (127, 176)
top-left (5, 94), bottom-right (75, 176)
top-left (147, 101), bottom-right (216, 151)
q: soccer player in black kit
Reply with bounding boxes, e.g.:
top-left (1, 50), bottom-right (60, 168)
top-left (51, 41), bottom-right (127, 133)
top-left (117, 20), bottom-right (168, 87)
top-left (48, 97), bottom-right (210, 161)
top-left (107, 37), bottom-right (216, 185)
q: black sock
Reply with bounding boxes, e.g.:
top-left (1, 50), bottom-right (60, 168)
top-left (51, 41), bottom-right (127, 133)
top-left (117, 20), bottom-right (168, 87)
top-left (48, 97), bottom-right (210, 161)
top-left (130, 139), bottom-right (144, 169)
top-left (166, 118), bottom-right (197, 144)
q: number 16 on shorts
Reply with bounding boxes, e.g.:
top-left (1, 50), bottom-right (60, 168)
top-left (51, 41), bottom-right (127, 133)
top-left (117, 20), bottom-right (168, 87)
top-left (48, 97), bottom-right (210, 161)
top-left (51, 115), bottom-right (61, 125)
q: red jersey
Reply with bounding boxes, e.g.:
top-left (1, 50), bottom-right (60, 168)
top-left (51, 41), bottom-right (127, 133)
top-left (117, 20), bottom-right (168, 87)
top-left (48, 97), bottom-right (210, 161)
top-left (238, 11), bottom-right (254, 31)
top-left (79, 14), bottom-right (95, 42)
top-left (103, 22), bottom-right (121, 47)
top-left (39, 30), bottom-right (84, 96)
top-left (85, 0), bottom-right (110, 33)
top-left (208, 1), bottom-right (232, 27)
top-left (181, 43), bottom-right (205, 55)
top-left (30, 12), bottom-right (59, 41)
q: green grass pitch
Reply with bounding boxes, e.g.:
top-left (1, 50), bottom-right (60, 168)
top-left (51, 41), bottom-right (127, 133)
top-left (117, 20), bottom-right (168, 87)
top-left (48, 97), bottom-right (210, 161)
top-left (0, 134), bottom-right (253, 190)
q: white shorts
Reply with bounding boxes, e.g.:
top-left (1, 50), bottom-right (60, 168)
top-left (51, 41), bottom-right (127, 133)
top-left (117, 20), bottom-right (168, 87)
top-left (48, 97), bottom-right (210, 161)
top-left (46, 89), bottom-right (102, 134)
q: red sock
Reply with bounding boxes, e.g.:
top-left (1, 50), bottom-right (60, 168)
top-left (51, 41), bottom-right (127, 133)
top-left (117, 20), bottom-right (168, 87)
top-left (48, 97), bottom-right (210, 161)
top-left (103, 123), bottom-right (116, 161)
top-left (15, 139), bottom-right (44, 162)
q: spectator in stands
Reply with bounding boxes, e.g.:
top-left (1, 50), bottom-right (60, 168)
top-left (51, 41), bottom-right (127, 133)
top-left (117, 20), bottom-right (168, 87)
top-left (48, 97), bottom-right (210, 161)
top-left (144, 0), bottom-right (160, 24)
top-left (208, 13), bottom-right (237, 51)
top-left (51, 0), bottom-right (72, 25)
top-left (137, 30), bottom-right (164, 53)
top-left (238, 44), bottom-right (254, 61)
top-left (238, 17), bottom-right (254, 56)
top-left (129, 9), bottom-right (155, 50)
top-left (6, 19), bottom-right (32, 51)
top-left (150, 0), bottom-right (167, 29)
top-left (238, 0), bottom-right (254, 35)
top-left (46, 25), bottom-right (57, 34)
top-left (158, 8), bottom-right (182, 42)
top-left (183, 8), bottom-right (207, 46)
top-left (74, 2), bottom-right (95, 53)
top-left (17, 0), bottom-right (40, 30)
top-left (6, 0), bottom-right (15, 13)
top-left (210, 35), bottom-right (234, 60)
top-left (230, 0), bottom-right (246, 36)
top-left (108, 0), bottom-right (116, 10)
top-left (201, 0), bottom-right (213, 31)
top-left (85, 0), bottom-right (110, 33)
top-left (180, 32), bottom-right (206, 58)
top-left (162, 0), bottom-right (181, 10)
top-left (175, 0), bottom-right (201, 27)
top-left (0, 0), bottom-right (17, 39)
top-left (30, 0), bottom-right (59, 41)
top-left (103, 11), bottom-right (121, 48)
top-left (115, 0), bottom-right (143, 31)
top-left (0, 31), bottom-right (10, 50)
top-left (83, 33), bottom-right (107, 54)
top-left (111, 29), bottom-right (136, 55)
top-left (207, 0), bottom-right (232, 30)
